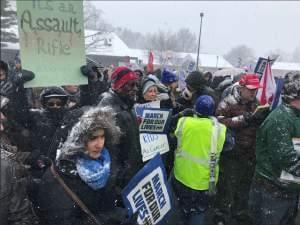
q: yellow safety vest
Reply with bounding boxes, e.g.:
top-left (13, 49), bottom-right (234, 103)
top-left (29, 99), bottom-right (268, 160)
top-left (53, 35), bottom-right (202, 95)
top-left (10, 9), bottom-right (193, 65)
top-left (174, 116), bottom-right (226, 191)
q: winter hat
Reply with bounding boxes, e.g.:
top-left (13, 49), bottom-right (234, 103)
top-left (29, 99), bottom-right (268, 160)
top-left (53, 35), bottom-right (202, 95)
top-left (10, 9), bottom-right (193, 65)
top-left (282, 72), bottom-right (300, 102)
top-left (161, 69), bottom-right (178, 84)
top-left (239, 74), bottom-right (262, 89)
top-left (111, 66), bottom-right (138, 90)
top-left (194, 95), bottom-right (215, 116)
top-left (40, 87), bottom-right (68, 107)
top-left (142, 79), bottom-right (157, 95)
top-left (185, 71), bottom-right (207, 91)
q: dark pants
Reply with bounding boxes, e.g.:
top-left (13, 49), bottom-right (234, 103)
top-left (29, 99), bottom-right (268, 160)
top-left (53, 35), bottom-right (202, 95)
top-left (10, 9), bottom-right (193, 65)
top-left (214, 154), bottom-right (255, 224)
top-left (249, 176), bottom-right (298, 225)
top-left (172, 178), bottom-right (212, 225)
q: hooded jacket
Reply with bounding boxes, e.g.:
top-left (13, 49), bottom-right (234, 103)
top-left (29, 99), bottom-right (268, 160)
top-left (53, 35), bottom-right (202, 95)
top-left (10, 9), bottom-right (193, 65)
top-left (35, 107), bottom-right (124, 225)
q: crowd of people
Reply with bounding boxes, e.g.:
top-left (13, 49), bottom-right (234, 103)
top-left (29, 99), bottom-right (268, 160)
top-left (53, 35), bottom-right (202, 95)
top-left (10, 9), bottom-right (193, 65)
top-left (0, 55), bottom-right (299, 225)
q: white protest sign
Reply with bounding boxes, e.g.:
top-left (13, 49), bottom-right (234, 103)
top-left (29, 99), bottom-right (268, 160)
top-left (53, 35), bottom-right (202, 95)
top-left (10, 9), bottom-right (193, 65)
top-left (140, 133), bottom-right (169, 162)
top-left (140, 109), bottom-right (170, 133)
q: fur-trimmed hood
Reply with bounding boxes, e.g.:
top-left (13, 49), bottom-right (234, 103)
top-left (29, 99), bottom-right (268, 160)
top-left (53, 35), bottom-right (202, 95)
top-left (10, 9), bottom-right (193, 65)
top-left (57, 106), bottom-right (121, 161)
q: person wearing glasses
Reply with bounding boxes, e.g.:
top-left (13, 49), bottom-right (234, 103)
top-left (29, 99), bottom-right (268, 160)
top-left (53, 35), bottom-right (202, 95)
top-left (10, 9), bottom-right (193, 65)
top-left (13, 87), bottom-right (84, 179)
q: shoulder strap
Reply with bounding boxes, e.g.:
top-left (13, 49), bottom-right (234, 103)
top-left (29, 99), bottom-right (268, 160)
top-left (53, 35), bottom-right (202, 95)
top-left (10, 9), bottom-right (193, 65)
top-left (50, 164), bottom-right (104, 225)
top-left (208, 116), bottom-right (221, 196)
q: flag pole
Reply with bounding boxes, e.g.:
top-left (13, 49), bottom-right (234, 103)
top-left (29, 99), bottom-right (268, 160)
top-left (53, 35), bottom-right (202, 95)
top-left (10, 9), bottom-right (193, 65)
top-left (196, 12), bottom-right (204, 71)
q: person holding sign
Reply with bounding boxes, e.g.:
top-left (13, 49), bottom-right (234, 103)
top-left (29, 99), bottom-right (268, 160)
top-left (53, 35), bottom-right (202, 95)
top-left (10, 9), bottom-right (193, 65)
top-left (249, 72), bottom-right (300, 225)
top-left (34, 107), bottom-right (130, 225)
top-left (98, 66), bottom-right (143, 204)
top-left (172, 95), bottom-right (227, 225)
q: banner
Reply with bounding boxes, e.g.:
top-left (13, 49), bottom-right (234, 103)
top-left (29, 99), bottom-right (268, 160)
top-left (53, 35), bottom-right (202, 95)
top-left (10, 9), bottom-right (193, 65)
top-left (147, 50), bottom-right (154, 73)
top-left (271, 78), bottom-right (284, 110)
top-left (140, 133), bottom-right (169, 162)
top-left (17, 0), bottom-right (87, 87)
top-left (256, 60), bottom-right (276, 105)
top-left (139, 108), bottom-right (172, 133)
top-left (122, 154), bottom-right (172, 225)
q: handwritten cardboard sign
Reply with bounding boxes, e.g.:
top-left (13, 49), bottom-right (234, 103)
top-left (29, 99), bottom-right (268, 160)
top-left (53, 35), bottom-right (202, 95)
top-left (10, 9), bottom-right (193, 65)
top-left (17, 0), bottom-right (87, 87)
top-left (140, 133), bottom-right (170, 162)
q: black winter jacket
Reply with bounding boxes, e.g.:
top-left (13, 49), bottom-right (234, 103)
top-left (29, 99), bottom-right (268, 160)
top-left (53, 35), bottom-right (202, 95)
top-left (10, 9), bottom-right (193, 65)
top-left (98, 90), bottom-right (143, 187)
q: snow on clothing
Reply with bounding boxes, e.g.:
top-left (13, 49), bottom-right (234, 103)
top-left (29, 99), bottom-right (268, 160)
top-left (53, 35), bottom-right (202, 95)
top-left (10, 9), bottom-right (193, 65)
top-left (0, 148), bottom-right (35, 225)
top-left (76, 148), bottom-right (111, 190)
top-left (98, 89), bottom-right (143, 188)
top-left (216, 85), bottom-right (259, 160)
top-left (13, 87), bottom-right (84, 166)
top-left (214, 85), bottom-right (260, 224)
top-left (249, 103), bottom-right (300, 225)
top-left (35, 107), bottom-right (125, 225)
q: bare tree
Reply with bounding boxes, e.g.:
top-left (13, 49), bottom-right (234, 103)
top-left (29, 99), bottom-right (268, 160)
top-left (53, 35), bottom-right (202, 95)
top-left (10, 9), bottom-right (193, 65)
top-left (266, 49), bottom-right (291, 62)
top-left (225, 45), bottom-right (256, 68)
top-left (1, 0), bottom-right (18, 43)
top-left (83, 1), bottom-right (113, 32)
top-left (114, 27), bottom-right (145, 49)
top-left (174, 28), bottom-right (197, 52)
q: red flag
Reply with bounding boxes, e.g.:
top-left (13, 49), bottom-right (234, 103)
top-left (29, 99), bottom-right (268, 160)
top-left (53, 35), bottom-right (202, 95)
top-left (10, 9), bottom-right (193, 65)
top-left (147, 50), bottom-right (154, 73)
top-left (256, 60), bottom-right (276, 105)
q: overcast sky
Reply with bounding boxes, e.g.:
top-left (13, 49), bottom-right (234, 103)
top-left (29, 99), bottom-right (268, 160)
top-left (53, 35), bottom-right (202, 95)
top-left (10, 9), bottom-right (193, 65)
top-left (93, 1), bottom-right (300, 57)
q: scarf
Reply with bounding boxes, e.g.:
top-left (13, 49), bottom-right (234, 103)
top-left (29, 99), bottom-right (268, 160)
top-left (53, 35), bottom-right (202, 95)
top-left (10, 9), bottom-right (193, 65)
top-left (76, 148), bottom-right (111, 190)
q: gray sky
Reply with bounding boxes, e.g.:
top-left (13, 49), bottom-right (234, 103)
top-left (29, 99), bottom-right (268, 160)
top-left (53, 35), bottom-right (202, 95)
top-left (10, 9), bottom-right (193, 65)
top-left (93, 1), bottom-right (300, 57)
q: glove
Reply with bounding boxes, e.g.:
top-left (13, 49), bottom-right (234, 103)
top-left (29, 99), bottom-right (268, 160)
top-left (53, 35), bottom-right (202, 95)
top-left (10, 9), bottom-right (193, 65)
top-left (80, 64), bottom-right (102, 81)
top-left (36, 155), bottom-right (52, 169)
top-left (179, 108), bottom-right (194, 117)
top-left (12, 69), bottom-right (35, 85)
top-left (243, 112), bottom-right (253, 123)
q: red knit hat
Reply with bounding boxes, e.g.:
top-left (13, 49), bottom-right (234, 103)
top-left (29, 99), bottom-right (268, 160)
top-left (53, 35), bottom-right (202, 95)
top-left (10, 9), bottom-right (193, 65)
top-left (239, 73), bottom-right (262, 89)
top-left (111, 66), bottom-right (138, 90)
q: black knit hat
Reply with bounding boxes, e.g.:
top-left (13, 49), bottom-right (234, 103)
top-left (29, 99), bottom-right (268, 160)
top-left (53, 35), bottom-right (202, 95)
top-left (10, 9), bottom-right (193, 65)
top-left (185, 71), bottom-right (207, 91)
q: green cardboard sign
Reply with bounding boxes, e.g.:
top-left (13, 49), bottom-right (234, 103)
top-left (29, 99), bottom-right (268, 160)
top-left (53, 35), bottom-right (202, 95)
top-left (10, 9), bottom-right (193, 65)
top-left (17, 0), bottom-right (87, 87)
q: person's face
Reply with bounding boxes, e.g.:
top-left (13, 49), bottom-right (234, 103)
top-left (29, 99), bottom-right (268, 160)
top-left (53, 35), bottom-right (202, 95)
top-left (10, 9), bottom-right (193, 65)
top-left (85, 129), bottom-right (105, 159)
top-left (45, 98), bottom-right (64, 109)
top-left (144, 86), bottom-right (158, 101)
top-left (0, 69), bottom-right (6, 81)
top-left (118, 79), bottom-right (139, 102)
top-left (239, 86), bottom-right (258, 102)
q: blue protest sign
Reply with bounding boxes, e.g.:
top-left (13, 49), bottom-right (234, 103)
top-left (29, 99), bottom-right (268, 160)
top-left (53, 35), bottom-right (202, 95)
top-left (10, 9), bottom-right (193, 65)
top-left (254, 57), bottom-right (268, 75)
top-left (122, 154), bottom-right (172, 225)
